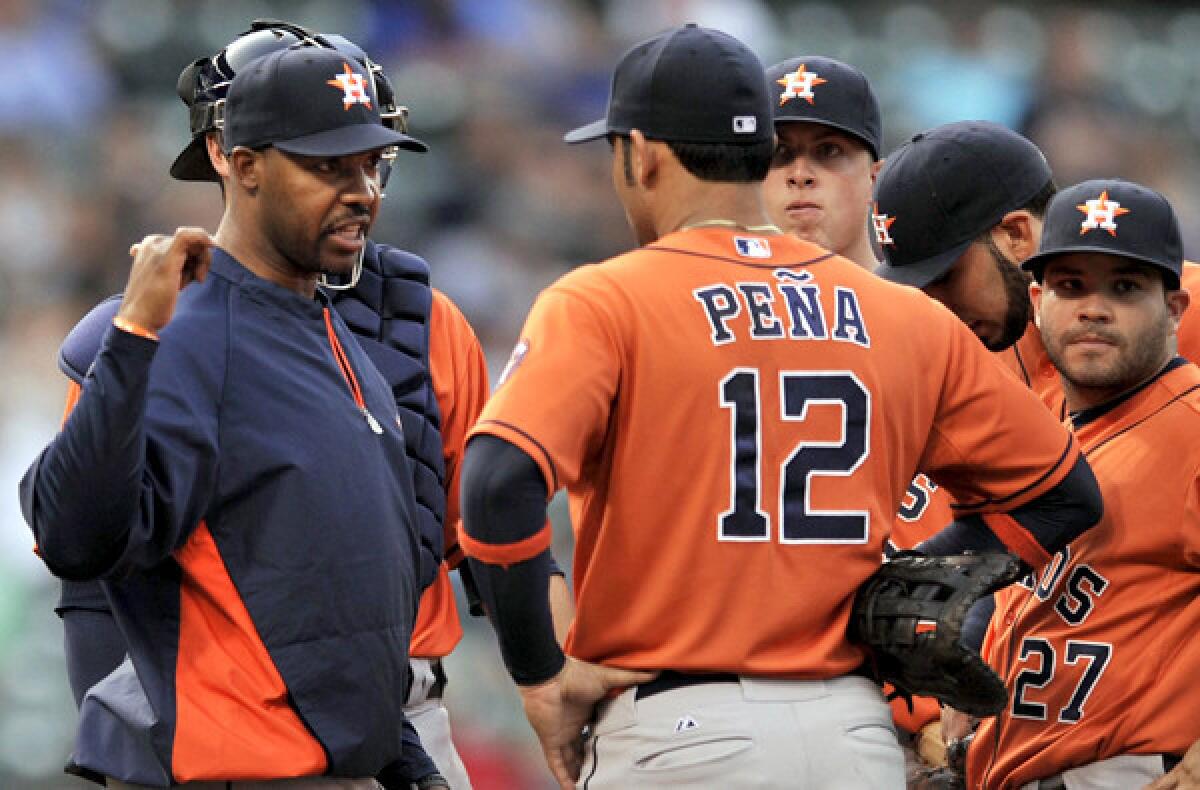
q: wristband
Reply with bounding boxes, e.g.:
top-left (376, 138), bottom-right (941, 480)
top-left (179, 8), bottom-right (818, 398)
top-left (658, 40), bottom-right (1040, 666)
top-left (112, 315), bottom-right (160, 342)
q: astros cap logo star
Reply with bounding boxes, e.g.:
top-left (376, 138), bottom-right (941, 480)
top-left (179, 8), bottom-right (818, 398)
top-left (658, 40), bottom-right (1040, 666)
top-left (872, 203), bottom-right (896, 246)
top-left (327, 62), bottom-right (373, 110)
top-left (776, 65), bottom-right (827, 106)
top-left (1076, 190), bottom-right (1130, 237)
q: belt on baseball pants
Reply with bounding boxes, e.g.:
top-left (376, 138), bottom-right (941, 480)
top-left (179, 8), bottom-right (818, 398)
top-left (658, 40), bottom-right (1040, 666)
top-left (635, 665), bottom-right (876, 700)
top-left (429, 658), bottom-right (447, 700)
top-left (406, 657), bottom-right (448, 704)
top-left (1036, 754), bottom-right (1182, 789)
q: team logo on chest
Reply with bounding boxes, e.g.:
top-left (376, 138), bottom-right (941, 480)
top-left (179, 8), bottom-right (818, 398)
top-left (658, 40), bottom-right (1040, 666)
top-left (327, 62), bottom-right (373, 110)
top-left (871, 203), bottom-right (896, 246)
top-left (776, 64), bottom-right (827, 106)
top-left (1076, 190), bottom-right (1129, 237)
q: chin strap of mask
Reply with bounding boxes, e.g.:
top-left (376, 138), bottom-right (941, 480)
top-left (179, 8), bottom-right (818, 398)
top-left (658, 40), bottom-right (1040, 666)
top-left (319, 245), bottom-right (365, 291)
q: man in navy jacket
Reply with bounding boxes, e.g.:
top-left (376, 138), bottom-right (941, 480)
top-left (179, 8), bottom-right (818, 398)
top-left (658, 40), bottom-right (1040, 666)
top-left (20, 46), bottom-right (431, 787)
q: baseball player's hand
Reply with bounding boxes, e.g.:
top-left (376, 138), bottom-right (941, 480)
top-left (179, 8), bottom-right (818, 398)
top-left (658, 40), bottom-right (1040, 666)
top-left (119, 228), bottom-right (214, 332)
top-left (941, 706), bottom-right (977, 743)
top-left (916, 720), bottom-right (949, 768)
top-left (410, 772), bottom-right (450, 790)
top-left (1144, 738), bottom-right (1200, 789)
top-left (517, 657), bottom-right (656, 790)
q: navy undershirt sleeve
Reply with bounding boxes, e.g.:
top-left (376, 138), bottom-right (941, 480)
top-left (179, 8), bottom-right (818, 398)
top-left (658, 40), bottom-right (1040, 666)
top-left (919, 454), bottom-right (1102, 567)
top-left (461, 435), bottom-right (565, 685)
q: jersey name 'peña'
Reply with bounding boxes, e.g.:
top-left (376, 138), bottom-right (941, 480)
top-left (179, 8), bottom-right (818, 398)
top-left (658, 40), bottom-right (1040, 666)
top-left (693, 270), bottom-right (870, 348)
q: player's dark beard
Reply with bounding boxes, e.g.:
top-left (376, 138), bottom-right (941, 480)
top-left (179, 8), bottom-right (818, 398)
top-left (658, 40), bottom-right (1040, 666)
top-left (984, 237), bottom-right (1033, 351)
top-left (263, 205), bottom-right (369, 279)
top-left (1048, 307), bottom-right (1173, 397)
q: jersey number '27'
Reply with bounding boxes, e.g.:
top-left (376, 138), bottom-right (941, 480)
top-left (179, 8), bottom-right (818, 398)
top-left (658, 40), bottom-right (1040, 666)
top-left (719, 369), bottom-right (870, 543)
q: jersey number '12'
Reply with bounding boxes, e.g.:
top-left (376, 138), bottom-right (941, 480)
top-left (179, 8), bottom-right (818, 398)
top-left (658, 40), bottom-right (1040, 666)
top-left (719, 369), bottom-right (870, 543)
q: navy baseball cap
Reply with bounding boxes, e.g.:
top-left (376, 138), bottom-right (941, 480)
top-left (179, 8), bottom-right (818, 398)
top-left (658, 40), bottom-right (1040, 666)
top-left (223, 47), bottom-right (423, 157)
top-left (767, 56), bottom-right (881, 160)
top-left (564, 24), bottom-right (772, 146)
top-left (1022, 178), bottom-right (1182, 289)
top-left (873, 121), bottom-right (1053, 288)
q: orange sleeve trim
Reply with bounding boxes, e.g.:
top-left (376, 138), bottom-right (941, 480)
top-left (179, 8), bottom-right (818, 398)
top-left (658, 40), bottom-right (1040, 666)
top-left (981, 512), bottom-right (1051, 569)
top-left (112, 315), bottom-right (159, 341)
top-left (459, 523), bottom-right (553, 568)
top-left (61, 381), bottom-right (82, 424)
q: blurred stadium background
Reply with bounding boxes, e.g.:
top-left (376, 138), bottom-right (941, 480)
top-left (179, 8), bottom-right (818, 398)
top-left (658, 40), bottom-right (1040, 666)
top-left (2, 0), bottom-right (1199, 787)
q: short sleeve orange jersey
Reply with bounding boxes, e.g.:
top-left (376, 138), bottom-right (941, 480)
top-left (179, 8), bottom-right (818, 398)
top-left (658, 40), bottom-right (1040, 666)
top-left (410, 289), bottom-right (489, 659)
top-left (997, 261), bottom-right (1200, 416)
top-left (469, 227), bottom-right (1080, 677)
top-left (968, 362), bottom-right (1200, 790)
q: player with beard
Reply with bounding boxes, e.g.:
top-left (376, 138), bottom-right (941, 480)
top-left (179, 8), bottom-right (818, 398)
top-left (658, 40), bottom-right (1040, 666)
top-left (20, 46), bottom-right (429, 786)
top-left (871, 122), bottom-right (1055, 383)
top-left (871, 120), bottom-right (1200, 413)
top-left (457, 25), bottom-right (1103, 790)
top-left (873, 124), bottom-right (1200, 779)
top-left (969, 179), bottom-right (1200, 790)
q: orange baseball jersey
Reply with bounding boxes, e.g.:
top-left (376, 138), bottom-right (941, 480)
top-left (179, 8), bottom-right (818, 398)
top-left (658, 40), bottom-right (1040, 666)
top-left (469, 226), bottom-right (1080, 677)
top-left (998, 261), bottom-right (1200, 415)
top-left (969, 361), bottom-right (1200, 790)
top-left (410, 289), bottom-right (489, 658)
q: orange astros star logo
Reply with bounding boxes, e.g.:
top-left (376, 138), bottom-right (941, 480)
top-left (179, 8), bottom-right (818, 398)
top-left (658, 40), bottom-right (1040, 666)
top-left (776, 65), bottom-right (827, 106)
top-left (327, 62), bottom-right (372, 110)
top-left (1076, 190), bottom-right (1130, 237)
top-left (871, 203), bottom-right (896, 246)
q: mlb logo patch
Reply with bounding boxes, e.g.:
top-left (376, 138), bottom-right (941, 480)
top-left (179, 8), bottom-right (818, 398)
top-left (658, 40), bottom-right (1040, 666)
top-left (732, 116), bottom-right (757, 134)
top-left (734, 236), bottom-right (771, 258)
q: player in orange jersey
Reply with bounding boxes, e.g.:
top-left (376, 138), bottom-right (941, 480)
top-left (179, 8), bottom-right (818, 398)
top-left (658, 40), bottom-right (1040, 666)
top-left (872, 120), bottom-right (1200, 413)
top-left (459, 25), bottom-right (1101, 790)
top-left (763, 55), bottom-right (952, 783)
top-left (762, 56), bottom-right (883, 270)
top-left (968, 180), bottom-right (1200, 789)
top-left (873, 123), bottom-right (1200, 774)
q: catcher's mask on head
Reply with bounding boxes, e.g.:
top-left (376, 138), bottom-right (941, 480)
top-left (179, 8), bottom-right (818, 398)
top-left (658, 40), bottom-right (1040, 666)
top-left (170, 18), bottom-right (424, 185)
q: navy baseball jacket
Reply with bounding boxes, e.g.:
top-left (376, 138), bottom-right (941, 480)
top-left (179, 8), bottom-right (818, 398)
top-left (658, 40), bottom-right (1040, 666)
top-left (20, 249), bottom-right (424, 784)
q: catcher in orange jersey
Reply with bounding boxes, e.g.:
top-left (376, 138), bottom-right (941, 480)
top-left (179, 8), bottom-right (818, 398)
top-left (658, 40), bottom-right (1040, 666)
top-left (763, 53), bottom-right (952, 780)
top-left (459, 24), bottom-right (1102, 790)
top-left (966, 179), bottom-right (1200, 790)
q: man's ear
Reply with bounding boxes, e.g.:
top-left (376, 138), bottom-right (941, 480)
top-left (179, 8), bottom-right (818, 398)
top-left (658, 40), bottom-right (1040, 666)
top-left (995, 210), bottom-right (1039, 263)
top-left (1030, 281), bottom-right (1044, 330)
top-left (628, 129), bottom-right (658, 189)
top-left (205, 133), bottom-right (231, 180)
top-left (228, 146), bottom-right (262, 193)
top-left (1167, 285), bottom-right (1191, 328)
top-left (870, 158), bottom-right (883, 183)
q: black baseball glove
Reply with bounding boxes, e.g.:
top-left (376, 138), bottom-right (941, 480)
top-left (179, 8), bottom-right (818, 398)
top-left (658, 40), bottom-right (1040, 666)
top-left (850, 551), bottom-right (1022, 717)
